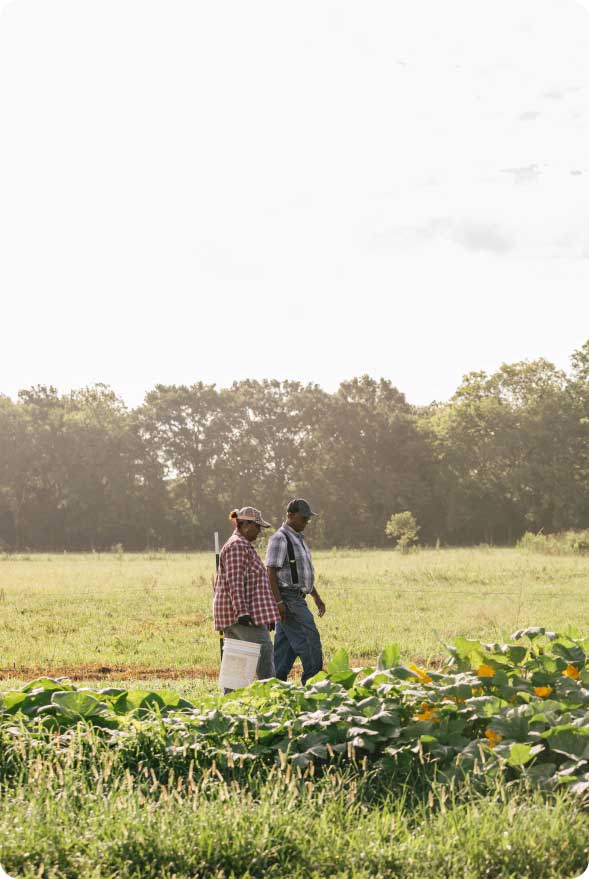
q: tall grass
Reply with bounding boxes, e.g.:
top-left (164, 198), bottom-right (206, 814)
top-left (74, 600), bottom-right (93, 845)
top-left (0, 750), bottom-right (588, 879)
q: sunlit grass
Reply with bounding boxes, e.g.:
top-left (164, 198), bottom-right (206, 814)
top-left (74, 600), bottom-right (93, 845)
top-left (1, 548), bottom-right (588, 675)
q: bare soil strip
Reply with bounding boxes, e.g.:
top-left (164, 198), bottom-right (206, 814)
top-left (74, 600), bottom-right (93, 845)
top-left (0, 657), bottom-right (446, 683)
top-left (0, 664), bottom-right (220, 681)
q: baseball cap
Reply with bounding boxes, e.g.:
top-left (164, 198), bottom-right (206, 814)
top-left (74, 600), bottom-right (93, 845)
top-left (230, 507), bottom-right (272, 528)
top-left (286, 498), bottom-right (317, 518)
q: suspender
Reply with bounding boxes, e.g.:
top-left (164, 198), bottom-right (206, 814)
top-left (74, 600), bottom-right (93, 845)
top-left (283, 532), bottom-right (299, 585)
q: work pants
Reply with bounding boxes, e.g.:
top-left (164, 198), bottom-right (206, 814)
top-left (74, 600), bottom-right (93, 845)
top-left (273, 592), bottom-right (323, 685)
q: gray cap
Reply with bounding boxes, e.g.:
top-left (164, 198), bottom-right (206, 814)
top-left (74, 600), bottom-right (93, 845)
top-left (286, 498), bottom-right (317, 518)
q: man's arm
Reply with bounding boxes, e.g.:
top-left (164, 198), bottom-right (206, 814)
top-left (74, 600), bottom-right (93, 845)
top-left (267, 567), bottom-right (287, 622)
top-left (310, 587), bottom-right (326, 617)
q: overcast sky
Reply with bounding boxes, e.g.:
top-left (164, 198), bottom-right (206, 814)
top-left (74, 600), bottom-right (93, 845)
top-left (1, 0), bottom-right (589, 407)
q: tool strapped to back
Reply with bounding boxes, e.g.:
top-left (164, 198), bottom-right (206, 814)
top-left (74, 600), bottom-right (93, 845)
top-left (283, 532), bottom-right (299, 585)
top-left (214, 530), bottom-right (224, 658)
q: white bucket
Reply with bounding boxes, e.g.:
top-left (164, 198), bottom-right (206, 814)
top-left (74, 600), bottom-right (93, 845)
top-left (219, 637), bottom-right (261, 690)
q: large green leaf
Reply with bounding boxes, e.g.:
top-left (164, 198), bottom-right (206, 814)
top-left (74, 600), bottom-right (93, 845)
top-left (51, 691), bottom-right (108, 720)
top-left (112, 690), bottom-right (164, 714)
top-left (552, 641), bottom-right (586, 665)
top-left (506, 646), bottom-right (528, 665)
top-left (22, 678), bottom-right (71, 693)
top-left (542, 727), bottom-right (589, 760)
top-left (16, 687), bottom-right (61, 717)
top-left (0, 692), bottom-right (29, 713)
top-left (328, 670), bottom-right (359, 689)
top-left (506, 742), bottom-right (537, 767)
top-left (305, 671), bottom-right (327, 686)
top-left (512, 627), bottom-right (548, 640)
top-left (487, 707), bottom-right (530, 742)
top-left (453, 637), bottom-right (485, 660)
top-left (355, 670), bottom-right (397, 689)
top-left (327, 649), bottom-right (350, 675)
top-left (376, 643), bottom-right (400, 671)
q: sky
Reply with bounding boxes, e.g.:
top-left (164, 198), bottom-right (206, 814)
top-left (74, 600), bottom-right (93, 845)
top-left (1, 0), bottom-right (589, 408)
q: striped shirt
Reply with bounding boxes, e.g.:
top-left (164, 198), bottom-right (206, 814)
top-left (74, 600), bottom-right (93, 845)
top-left (213, 532), bottom-right (280, 630)
top-left (265, 523), bottom-right (315, 595)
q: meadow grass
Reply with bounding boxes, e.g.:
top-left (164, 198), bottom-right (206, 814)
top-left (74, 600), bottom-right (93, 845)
top-left (1, 547), bottom-right (588, 677)
top-left (2, 547), bottom-right (589, 878)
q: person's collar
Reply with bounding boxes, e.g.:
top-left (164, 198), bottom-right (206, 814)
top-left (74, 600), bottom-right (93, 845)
top-left (283, 522), bottom-right (304, 539)
top-left (232, 531), bottom-right (249, 544)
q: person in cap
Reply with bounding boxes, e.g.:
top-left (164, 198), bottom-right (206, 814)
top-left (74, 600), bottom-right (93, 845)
top-left (213, 506), bottom-right (281, 685)
top-left (266, 498), bottom-right (326, 684)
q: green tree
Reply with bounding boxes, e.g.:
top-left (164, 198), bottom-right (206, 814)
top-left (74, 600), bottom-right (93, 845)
top-left (11, 386), bottom-right (68, 548)
top-left (300, 377), bottom-right (436, 546)
top-left (385, 510), bottom-right (420, 551)
top-left (0, 394), bottom-right (37, 548)
top-left (428, 358), bottom-right (582, 543)
top-left (61, 385), bottom-right (163, 550)
top-left (136, 383), bottom-right (233, 547)
top-left (228, 379), bottom-right (329, 523)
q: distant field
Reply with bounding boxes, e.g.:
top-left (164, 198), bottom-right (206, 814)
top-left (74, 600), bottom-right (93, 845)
top-left (1, 547), bottom-right (588, 689)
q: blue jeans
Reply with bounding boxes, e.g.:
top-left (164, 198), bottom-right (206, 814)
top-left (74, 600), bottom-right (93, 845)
top-left (274, 592), bottom-right (323, 685)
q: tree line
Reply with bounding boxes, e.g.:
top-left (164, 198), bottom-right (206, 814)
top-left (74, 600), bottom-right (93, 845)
top-left (1, 340), bottom-right (589, 551)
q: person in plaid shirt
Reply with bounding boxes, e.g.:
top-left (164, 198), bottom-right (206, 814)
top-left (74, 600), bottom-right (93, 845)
top-left (213, 506), bottom-right (281, 684)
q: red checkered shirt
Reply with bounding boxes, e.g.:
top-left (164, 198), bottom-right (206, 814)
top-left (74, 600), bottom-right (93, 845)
top-left (213, 532), bottom-right (280, 630)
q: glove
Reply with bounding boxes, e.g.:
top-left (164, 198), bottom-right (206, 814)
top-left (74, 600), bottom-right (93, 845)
top-left (237, 614), bottom-right (253, 627)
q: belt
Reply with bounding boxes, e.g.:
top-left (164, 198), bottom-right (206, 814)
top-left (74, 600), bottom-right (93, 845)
top-left (281, 588), bottom-right (306, 598)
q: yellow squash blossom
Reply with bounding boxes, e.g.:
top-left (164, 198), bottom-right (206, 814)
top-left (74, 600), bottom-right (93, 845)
top-left (564, 664), bottom-right (580, 680)
top-left (415, 702), bottom-right (439, 722)
top-left (477, 664), bottom-right (495, 678)
top-left (484, 729), bottom-right (503, 748)
top-left (533, 686), bottom-right (553, 698)
top-left (408, 663), bottom-right (432, 683)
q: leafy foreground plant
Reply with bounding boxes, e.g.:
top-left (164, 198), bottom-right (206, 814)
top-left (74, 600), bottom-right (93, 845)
top-left (3, 627), bottom-right (589, 794)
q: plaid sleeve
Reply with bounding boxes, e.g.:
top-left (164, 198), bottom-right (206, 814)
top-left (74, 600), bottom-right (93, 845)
top-left (222, 541), bottom-right (248, 617)
top-left (265, 531), bottom-right (287, 569)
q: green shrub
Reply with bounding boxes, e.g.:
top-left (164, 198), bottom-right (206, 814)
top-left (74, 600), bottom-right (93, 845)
top-left (385, 511), bottom-right (420, 552)
top-left (518, 530), bottom-right (589, 555)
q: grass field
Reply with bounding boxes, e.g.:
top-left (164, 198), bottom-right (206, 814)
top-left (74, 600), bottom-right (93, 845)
top-left (1, 547), bottom-right (589, 878)
top-left (1, 547), bottom-right (589, 682)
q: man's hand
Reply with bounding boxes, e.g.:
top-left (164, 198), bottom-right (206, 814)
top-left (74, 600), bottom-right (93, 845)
top-left (313, 596), bottom-right (326, 618)
top-left (267, 568), bottom-right (287, 622)
top-left (237, 614), bottom-right (253, 627)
